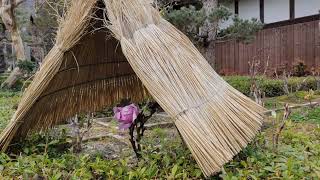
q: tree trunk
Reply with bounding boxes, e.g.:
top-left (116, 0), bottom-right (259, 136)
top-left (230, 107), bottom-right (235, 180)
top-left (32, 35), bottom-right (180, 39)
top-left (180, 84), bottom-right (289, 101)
top-left (0, 0), bottom-right (26, 88)
top-left (199, 0), bottom-right (218, 68)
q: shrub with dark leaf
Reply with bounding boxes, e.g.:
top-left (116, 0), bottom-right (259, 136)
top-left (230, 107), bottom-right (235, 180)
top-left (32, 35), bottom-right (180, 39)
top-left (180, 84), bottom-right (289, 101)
top-left (292, 61), bottom-right (309, 77)
top-left (16, 60), bottom-right (37, 73)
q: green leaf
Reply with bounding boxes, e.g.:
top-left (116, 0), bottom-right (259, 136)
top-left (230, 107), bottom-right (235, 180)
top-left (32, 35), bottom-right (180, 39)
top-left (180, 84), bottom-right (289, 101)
top-left (128, 171), bottom-right (135, 180)
top-left (48, 140), bottom-right (60, 146)
top-left (263, 166), bottom-right (275, 172)
top-left (171, 164), bottom-right (179, 177)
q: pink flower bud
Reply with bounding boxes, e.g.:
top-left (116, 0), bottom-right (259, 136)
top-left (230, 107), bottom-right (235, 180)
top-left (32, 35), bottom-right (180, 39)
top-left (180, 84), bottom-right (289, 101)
top-left (113, 104), bottom-right (139, 130)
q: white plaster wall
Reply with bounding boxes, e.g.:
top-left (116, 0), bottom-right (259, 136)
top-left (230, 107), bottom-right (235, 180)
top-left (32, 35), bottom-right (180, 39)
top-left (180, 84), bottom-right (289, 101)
top-left (239, 0), bottom-right (260, 20)
top-left (264, 0), bottom-right (290, 23)
top-left (219, 0), bottom-right (260, 29)
top-left (219, 0), bottom-right (260, 30)
top-left (219, 1), bottom-right (235, 29)
top-left (295, 0), bottom-right (320, 18)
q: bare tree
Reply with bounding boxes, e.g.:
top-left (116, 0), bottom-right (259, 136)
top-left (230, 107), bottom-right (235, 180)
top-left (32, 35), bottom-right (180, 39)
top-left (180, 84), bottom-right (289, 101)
top-left (248, 49), bottom-right (269, 106)
top-left (273, 103), bottom-right (291, 149)
top-left (248, 58), bottom-right (264, 106)
top-left (0, 0), bottom-right (27, 88)
top-left (311, 67), bottom-right (320, 91)
top-left (282, 70), bottom-right (290, 95)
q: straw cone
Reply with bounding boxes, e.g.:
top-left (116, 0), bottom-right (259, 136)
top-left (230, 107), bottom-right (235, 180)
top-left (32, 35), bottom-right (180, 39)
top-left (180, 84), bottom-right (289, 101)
top-left (0, 0), bottom-right (151, 152)
top-left (0, 0), bottom-right (97, 150)
top-left (104, 0), bottom-right (265, 176)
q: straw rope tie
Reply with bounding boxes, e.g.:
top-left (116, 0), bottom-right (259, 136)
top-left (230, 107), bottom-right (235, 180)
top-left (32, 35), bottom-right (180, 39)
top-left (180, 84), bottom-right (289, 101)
top-left (174, 87), bottom-right (227, 119)
top-left (174, 99), bottom-right (213, 119)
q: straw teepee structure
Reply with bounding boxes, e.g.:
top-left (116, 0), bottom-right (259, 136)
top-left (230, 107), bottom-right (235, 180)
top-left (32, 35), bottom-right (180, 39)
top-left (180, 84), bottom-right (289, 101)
top-left (0, 0), bottom-right (265, 176)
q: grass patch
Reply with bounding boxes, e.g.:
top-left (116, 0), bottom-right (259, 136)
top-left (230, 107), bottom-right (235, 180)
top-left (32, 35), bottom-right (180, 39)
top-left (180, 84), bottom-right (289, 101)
top-left (264, 90), bottom-right (320, 110)
top-left (222, 125), bottom-right (320, 179)
top-left (277, 91), bottom-right (320, 104)
top-left (0, 120), bottom-right (319, 179)
top-left (0, 91), bottom-right (20, 131)
top-left (290, 107), bottom-right (320, 123)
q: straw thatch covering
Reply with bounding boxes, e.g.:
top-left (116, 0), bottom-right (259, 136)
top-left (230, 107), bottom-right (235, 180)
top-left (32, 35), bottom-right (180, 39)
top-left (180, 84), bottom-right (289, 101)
top-left (0, 0), bottom-right (265, 177)
top-left (0, 0), bottom-right (148, 150)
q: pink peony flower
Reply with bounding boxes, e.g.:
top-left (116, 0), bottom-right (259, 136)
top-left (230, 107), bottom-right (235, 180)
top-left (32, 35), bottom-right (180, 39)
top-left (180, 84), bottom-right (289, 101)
top-left (113, 104), bottom-right (139, 130)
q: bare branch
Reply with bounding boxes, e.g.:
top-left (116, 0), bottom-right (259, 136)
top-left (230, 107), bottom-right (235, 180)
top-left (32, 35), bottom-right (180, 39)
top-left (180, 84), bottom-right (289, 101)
top-left (274, 104), bottom-right (291, 149)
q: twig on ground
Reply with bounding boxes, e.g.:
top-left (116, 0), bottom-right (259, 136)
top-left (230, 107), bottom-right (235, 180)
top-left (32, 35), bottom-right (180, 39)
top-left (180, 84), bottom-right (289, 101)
top-left (70, 113), bottom-right (94, 153)
top-left (274, 104), bottom-right (291, 149)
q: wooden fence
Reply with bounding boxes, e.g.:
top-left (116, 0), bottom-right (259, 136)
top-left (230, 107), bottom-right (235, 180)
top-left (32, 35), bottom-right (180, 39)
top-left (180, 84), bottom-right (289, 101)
top-left (214, 15), bottom-right (320, 75)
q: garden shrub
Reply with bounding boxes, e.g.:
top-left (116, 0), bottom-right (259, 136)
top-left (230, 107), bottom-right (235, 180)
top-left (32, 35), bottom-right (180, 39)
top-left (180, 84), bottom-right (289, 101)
top-left (292, 61), bottom-right (309, 77)
top-left (1, 122), bottom-right (319, 179)
top-left (222, 123), bottom-right (320, 179)
top-left (260, 78), bottom-right (284, 97)
top-left (0, 78), bottom-right (31, 91)
top-left (0, 76), bottom-right (7, 84)
top-left (0, 84), bottom-right (320, 179)
top-left (0, 128), bottom-right (204, 179)
top-left (224, 76), bottom-right (318, 97)
top-left (1, 76), bottom-right (320, 179)
top-left (223, 76), bottom-right (252, 95)
top-left (0, 91), bottom-right (20, 131)
top-left (290, 107), bottom-right (320, 123)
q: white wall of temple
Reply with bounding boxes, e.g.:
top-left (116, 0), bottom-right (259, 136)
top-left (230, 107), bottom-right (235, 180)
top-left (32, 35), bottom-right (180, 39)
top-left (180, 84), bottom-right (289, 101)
top-left (264, 0), bottom-right (290, 23)
top-left (238, 0), bottom-right (260, 20)
top-left (219, 1), bottom-right (235, 29)
top-left (219, 0), bottom-right (261, 30)
top-left (218, 0), bottom-right (320, 30)
top-left (295, 0), bottom-right (320, 18)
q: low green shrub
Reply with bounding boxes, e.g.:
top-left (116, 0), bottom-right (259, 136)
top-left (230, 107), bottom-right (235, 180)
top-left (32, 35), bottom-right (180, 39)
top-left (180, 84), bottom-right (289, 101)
top-left (224, 76), bottom-right (252, 95)
top-left (290, 107), bottom-right (320, 123)
top-left (1, 76), bottom-right (320, 179)
top-left (222, 123), bottom-right (320, 179)
top-left (16, 60), bottom-right (37, 73)
top-left (0, 73), bottom-right (32, 91)
top-left (260, 78), bottom-right (284, 97)
top-left (0, 128), bottom-right (204, 179)
top-left (1, 122), bottom-right (319, 179)
top-left (224, 76), bottom-right (318, 97)
top-left (0, 91), bottom-right (20, 131)
top-left (0, 76), bottom-right (7, 84)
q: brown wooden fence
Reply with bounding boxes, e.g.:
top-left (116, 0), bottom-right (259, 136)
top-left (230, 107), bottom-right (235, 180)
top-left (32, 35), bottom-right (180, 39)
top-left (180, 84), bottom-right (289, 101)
top-left (214, 15), bottom-right (320, 75)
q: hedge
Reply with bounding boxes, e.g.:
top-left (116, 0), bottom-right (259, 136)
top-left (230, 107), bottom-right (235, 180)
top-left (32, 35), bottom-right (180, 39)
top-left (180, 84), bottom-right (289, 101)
top-left (224, 76), bottom-right (318, 97)
top-left (0, 74), bottom-right (318, 98)
top-left (0, 75), bottom-right (32, 91)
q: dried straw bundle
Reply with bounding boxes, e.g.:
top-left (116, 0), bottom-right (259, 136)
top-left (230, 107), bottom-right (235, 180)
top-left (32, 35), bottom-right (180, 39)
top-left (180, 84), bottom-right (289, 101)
top-left (0, 0), bottom-right (149, 152)
top-left (0, 0), bottom-right (97, 150)
top-left (104, 0), bottom-right (265, 176)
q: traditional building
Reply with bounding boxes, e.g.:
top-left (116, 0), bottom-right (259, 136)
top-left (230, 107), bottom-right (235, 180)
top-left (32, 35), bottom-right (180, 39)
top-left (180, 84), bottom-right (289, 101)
top-left (221, 0), bottom-right (319, 26)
